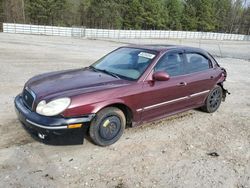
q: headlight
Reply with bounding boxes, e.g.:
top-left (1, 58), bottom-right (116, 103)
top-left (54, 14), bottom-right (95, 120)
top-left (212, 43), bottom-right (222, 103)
top-left (36, 98), bottom-right (71, 116)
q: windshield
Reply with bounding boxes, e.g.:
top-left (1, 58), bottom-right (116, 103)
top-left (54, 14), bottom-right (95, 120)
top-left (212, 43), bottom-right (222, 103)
top-left (91, 47), bottom-right (158, 80)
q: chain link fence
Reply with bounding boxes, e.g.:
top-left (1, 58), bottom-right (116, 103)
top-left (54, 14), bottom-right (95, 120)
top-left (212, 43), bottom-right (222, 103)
top-left (3, 23), bottom-right (250, 41)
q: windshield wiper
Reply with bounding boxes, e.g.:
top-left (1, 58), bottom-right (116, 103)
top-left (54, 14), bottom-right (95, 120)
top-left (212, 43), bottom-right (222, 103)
top-left (89, 65), bottom-right (99, 72)
top-left (99, 69), bottom-right (121, 79)
top-left (89, 66), bottom-right (120, 79)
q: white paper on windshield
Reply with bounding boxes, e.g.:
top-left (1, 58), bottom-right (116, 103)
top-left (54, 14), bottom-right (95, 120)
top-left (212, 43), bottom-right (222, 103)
top-left (138, 52), bottom-right (155, 59)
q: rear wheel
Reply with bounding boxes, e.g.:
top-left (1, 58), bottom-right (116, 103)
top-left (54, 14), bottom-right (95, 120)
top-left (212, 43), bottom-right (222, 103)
top-left (89, 107), bottom-right (126, 146)
top-left (202, 85), bottom-right (223, 113)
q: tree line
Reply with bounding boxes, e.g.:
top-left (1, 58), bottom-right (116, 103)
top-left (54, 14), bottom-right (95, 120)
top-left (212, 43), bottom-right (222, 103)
top-left (0, 0), bottom-right (250, 34)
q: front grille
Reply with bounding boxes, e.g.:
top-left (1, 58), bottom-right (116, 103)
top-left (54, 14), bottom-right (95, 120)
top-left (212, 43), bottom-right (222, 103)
top-left (22, 88), bottom-right (35, 110)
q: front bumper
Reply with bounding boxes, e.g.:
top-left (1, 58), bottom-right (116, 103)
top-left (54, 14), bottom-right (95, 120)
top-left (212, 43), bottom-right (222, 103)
top-left (14, 95), bottom-right (95, 136)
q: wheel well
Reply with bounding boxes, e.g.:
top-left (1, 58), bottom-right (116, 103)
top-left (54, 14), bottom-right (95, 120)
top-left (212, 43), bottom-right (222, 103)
top-left (106, 103), bottom-right (133, 128)
top-left (217, 82), bottom-right (223, 88)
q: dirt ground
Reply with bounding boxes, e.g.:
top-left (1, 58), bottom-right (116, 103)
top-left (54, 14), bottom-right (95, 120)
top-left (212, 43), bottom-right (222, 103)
top-left (0, 33), bottom-right (249, 188)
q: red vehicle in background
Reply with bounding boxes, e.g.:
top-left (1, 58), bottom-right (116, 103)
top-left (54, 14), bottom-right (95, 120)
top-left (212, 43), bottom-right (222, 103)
top-left (15, 45), bottom-right (229, 146)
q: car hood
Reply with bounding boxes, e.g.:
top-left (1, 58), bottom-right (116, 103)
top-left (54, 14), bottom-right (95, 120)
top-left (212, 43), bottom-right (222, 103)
top-left (25, 68), bottom-right (131, 100)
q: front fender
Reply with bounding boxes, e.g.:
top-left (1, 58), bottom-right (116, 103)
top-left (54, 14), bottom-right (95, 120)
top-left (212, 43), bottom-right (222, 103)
top-left (62, 98), bottom-right (134, 117)
top-left (89, 99), bottom-right (132, 114)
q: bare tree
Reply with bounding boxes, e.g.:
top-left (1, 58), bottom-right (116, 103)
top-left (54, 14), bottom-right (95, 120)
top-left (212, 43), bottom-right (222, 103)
top-left (3, 0), bottom-right (25, 23)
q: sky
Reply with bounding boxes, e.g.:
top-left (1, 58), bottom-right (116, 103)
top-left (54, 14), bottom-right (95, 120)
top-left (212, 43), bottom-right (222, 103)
top-left (244, 0), bottom-right (250, 7)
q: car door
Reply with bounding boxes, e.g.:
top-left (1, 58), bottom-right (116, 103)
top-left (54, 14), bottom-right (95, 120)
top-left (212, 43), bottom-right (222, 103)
top-left (140, 50), bottom-right (190, 122)
top-left (182, 51), bottom-right (218, 106)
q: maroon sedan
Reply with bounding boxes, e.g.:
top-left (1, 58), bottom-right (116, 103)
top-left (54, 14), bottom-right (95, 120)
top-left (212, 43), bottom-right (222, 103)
top-left (15, 45), bottom-right (229, 146)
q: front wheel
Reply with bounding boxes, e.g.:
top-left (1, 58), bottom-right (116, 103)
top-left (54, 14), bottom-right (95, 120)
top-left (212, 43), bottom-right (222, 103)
top-left (201, 85), bottom-right (223, 113)
top-left (89, 107), bottom-right (126, 146)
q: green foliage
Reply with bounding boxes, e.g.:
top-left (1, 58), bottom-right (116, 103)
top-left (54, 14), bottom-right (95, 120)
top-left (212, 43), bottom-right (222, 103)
top-left (214, 0), bottom-right (232, 32)
top-left (25, 0), bottom-right (68, 25)
top-left (85, 0), bottom-right (123, 28)
top-left (122, 0), bottom-right (144, 29)
top-left (182, 0), bottom-right (198, 31)
top-left (196, 0), bottom-right (216, 31)
top-left (238, 4), bottom-right (250, 34)
top-left (165, 0), bottom-right (183, 30)
top-left (1, 0), bottom-right (249, 34)
top-left (141, 0), bottom-right (167, 29)
top-left (0, 0), bottom-right (3, 31)
top-left (182, 0), bottom-right (216, 32)
top-left (0, 0), bottom-right (3, 22)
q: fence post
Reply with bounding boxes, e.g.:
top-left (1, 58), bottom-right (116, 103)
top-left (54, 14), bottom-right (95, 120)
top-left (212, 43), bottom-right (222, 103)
top-left (82, 26), bottom-right (86, 38)
top-left (52, 24), bottom-right (54, 36)
top-left (217, 43), bottom-right (223, 57)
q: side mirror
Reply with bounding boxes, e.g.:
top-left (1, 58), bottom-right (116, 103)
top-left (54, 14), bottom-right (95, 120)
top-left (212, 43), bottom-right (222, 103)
top-left (153, 71), bottom-right (170, 81)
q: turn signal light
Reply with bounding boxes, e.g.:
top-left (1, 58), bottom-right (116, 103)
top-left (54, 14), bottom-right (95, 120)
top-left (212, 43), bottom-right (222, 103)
top-left (67, 123), bottom-right (82, 129)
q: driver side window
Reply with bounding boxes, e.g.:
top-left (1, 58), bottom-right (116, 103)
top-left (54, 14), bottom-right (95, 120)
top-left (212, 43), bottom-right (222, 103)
top-left (154, 53), bottom-right (184, 77)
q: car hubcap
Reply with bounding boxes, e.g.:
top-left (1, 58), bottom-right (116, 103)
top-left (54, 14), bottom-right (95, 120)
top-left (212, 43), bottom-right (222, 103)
top-left (209, 88), bottom-right (221, 110)
top-left (99, 116), bottom-right (121, 140)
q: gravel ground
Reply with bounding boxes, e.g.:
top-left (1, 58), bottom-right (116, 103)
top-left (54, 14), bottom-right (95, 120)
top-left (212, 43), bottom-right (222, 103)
top-left (0, 33), bottom-right (249, 188)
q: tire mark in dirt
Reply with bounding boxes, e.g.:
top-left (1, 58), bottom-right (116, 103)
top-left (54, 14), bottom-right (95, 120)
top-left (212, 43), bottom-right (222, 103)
top-left (0, 120), bottom-right (35, 149)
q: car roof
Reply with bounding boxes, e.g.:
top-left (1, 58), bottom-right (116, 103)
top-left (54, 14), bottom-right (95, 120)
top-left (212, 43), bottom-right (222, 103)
top-left (126, 44), bottom-right (206, 53)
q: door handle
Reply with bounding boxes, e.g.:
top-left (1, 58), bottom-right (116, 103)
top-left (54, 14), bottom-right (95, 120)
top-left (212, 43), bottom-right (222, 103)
top-left (177, 82), bottom-right (187, 86)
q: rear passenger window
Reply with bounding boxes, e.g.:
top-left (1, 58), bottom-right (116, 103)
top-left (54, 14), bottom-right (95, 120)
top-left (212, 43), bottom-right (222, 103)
top-left (154, 53), bottom-right (184, 77)
top-left (185, 53), bottom-right (210, 73)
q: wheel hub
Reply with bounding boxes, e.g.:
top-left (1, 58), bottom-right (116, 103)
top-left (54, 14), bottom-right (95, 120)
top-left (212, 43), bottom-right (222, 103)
top-left (209, 89), bottom-right (221, 109)
top-left (99, 116), bottom-right (121, 140)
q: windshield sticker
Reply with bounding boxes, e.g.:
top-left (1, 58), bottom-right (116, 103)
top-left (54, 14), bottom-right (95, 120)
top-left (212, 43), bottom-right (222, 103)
top-left (138, 52), bottom-right (155, 59)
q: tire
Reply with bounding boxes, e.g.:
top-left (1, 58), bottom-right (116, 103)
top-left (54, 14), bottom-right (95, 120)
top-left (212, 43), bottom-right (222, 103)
top-left (201, 85), bottom-right (223, 113)
top-left (89, 107), bottom-right (126, 146)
